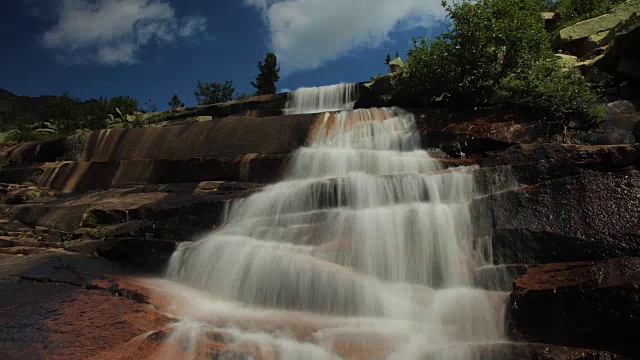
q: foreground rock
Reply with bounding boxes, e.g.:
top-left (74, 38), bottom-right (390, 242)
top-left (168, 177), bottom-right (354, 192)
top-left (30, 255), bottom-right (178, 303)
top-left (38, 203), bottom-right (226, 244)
top-left (0, 250), bottom-right (630, 360)
top-left (0, 182), bottom-right (258, 270)
top-left (0, 250), bottom-right (255, 360)
top-left (0, 250), bottom-right (166, 360)
top-left (508, 257), bottom-right (640, 358)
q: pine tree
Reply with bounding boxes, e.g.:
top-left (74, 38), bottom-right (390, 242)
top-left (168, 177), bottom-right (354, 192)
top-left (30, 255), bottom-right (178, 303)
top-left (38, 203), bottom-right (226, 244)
top-left (385, 53), bottom-right (392, 73)
top-left (250, 52), bottom-right (280, 95)
top-left (168, 94), bottom-right (184, 109)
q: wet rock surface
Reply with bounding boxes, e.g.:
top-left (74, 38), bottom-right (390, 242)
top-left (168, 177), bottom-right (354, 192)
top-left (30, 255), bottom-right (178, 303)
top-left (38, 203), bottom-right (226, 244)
top-left (508, 258), bottom-right (640, 358)
top-left (0, 251), bottom-right (154, 359)
top-left (485, 170), bottom-right (640, 264)
top-left (0, 250), bottom-right (256, 360)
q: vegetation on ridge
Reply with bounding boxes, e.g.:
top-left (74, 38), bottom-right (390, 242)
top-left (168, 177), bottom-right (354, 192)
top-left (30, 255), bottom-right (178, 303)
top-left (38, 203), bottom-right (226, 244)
top-left (168, 94), bottom-right (185, 109)
top-left (394, 0), bottom-right (605, 128)
top-left (194, 80), bottom-right (236, 105)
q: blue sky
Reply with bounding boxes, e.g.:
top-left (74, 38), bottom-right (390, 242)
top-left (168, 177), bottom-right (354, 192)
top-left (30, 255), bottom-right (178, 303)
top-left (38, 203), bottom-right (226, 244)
top-left (1, 0), bottom-right (446, 109)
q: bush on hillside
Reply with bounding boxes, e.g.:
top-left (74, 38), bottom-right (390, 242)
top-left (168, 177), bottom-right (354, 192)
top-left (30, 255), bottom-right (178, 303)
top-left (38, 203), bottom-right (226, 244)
top-left (43, 93), bottom-right (112, 133)
top-left (108, 95), bottom-right (140, 116)
top-left (396, 0), bottom-right (605, 127)
top-left (496, 59), bottom-right (605, 128)
top-left (400, 0), bottom-right (551, 103)
top-left (195, 80), bottom-right (236, 105)
top-left (2, 123), bottom-right (61, 145)
top-left (42, 93), bottom-right (86, 133)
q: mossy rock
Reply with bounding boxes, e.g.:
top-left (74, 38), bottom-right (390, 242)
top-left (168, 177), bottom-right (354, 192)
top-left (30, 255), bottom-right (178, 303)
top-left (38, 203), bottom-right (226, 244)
top-left (551, 0), bottom-right (640, 49)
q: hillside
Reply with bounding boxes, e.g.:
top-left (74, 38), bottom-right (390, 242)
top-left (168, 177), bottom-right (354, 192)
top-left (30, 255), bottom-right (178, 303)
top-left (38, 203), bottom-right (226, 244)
top-left (0, 89), bottom-right (59, 129)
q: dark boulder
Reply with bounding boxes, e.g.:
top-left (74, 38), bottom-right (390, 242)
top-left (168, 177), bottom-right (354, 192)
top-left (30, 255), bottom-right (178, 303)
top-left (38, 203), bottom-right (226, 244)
top-left (508, 258), bottom-right (640, 358)
top-left (97, 237), bottom-right (177, 272)
top-left (483, 170), bottom-right (640, 264)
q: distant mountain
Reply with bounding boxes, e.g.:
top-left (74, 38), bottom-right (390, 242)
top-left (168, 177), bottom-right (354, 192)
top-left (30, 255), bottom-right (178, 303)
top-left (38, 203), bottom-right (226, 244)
top-left (0, 89), bottom-right (60, 129)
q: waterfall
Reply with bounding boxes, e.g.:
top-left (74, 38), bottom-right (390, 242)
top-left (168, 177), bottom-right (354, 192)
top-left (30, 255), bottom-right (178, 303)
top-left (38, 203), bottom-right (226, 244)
top-left (165, 84), bottom-right (507, 359)
top-left (283, 83), bottom-right (358, 115)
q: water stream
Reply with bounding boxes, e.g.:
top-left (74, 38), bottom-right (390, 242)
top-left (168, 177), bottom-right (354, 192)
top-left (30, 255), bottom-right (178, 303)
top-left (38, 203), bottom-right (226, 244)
top-left (163, 84), bottom-right (508, 359)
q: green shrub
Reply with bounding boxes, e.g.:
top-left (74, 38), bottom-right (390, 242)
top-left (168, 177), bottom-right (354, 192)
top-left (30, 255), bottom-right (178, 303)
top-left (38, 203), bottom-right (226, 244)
top-left (108, 96), bottom-right (140, 116)
top-left (495, 59), bottom-right (606, 127)
top-left (82, 211), bottom-right (98, 228)
top-left (396, 0), bottom-right (604, 128)
top-left (399, 37), bottom-right (458, 101)
top-left (400, 0), bottom-right (551, 104)
top-left (194, 80), bottom-right (236, 105)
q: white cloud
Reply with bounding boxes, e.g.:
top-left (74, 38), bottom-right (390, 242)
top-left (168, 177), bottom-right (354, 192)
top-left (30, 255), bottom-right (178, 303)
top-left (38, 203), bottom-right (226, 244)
top-left (179, 16), bottom-right (207, 37)
top-left (245, 0), bottom-right (445, 74)
top-left (41, 0), bottom-right (207, 65)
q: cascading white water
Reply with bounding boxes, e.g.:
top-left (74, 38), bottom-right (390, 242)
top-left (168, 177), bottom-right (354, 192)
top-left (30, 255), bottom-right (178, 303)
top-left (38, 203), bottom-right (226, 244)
top-left (284, 82), bottom-right (358, 115)
top-left (165, 84), bottom-right (507, 359)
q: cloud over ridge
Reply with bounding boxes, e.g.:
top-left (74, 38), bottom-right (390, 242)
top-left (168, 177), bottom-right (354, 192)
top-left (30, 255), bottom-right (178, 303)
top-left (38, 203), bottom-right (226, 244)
top-left (41, 0), bottom-right (207, 65)
top-left (245, 0), bottom-right (445, 74)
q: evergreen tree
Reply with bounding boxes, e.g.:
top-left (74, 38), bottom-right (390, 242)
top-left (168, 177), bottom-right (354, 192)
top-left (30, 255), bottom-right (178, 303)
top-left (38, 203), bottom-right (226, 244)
top-left (168, 94), bottom-right (185, 109)
top-left (250, 52), bottom-right (280, 95)
top-left (385, 53), bottom-right (392, 73)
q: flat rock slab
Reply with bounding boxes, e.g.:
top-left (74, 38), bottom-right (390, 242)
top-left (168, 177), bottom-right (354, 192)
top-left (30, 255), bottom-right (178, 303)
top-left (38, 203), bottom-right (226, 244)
top-left (1, 183), bottom-right (252, 233)
top-left (0, 250), bottom-right (165, 360)
top-left (508, 257), bottom-right (640, 358)
top-left (0, 250), bottom-right (265, 360)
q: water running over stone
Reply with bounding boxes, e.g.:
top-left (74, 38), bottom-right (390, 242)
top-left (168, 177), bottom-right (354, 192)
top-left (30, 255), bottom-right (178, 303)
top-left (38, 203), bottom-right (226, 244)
top-left (165, 84), bottom-right (507, 359)
top-left (284, 82), bottom-right (358, 115)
